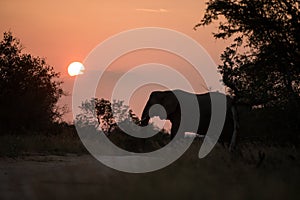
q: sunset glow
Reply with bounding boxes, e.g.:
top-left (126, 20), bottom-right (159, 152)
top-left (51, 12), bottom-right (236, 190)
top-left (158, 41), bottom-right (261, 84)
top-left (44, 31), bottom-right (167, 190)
top-left (68, 62), bottom-right (85, 76)
top-left (0, 0), bottom-right (228, 121)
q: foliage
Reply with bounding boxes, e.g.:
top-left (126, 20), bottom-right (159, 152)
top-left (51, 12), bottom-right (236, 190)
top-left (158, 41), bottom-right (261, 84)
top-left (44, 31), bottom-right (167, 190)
top-left (195, 0), bottom-right (300, 108)
top-left (75, 98), bottom-right (170, 152)
top-left (75, 98), bottom-right (100, 129)
top-left (75, 98), bottom-right (140, 135)
top-left (0, 32), bottom-right (65, 133)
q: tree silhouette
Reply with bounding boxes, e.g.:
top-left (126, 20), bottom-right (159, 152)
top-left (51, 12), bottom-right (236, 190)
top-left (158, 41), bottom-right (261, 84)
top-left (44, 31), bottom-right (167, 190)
top-left (0, 32), bottom-right (65, 133)
top-left (195, 0), bottom-right (300, 109)
top-left (75, 98), bottom-right (100, 129)
top-left (75, 98), bottom-right (169, 153)
top-left (76, 98), bottom-right (140, 135)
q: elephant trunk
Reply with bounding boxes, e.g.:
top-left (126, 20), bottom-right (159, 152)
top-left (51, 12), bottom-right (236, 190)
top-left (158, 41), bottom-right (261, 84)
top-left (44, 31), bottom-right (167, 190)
top-left (140, 103), bottom-right (151, 126)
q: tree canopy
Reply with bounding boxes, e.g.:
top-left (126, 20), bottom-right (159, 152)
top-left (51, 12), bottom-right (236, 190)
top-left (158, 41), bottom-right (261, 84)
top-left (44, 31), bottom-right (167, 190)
top-left (75, 98), bottom-right (140, 135)
top-left (0, 32), bottom-right (65, 133)
top-left (195, 0), bottom-right (300, 108)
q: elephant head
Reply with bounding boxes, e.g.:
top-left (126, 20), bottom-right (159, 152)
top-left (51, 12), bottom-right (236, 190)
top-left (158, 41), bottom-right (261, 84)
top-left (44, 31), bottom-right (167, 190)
top-left (140, 91), bottom-right (179, 126)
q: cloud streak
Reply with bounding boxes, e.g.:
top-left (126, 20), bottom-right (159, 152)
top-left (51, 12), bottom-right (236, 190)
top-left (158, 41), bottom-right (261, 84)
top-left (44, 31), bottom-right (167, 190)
top-left (136, 8), bottom-right (168, 13)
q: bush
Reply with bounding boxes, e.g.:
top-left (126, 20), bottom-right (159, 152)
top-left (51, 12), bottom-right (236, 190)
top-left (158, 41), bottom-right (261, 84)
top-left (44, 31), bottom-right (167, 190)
top-left (0, 32), bottom-right (65, 133)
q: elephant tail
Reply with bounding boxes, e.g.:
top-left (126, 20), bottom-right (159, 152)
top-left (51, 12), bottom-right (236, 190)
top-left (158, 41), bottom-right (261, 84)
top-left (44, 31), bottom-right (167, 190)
top-left (229, 103), bottom-right (239, 152)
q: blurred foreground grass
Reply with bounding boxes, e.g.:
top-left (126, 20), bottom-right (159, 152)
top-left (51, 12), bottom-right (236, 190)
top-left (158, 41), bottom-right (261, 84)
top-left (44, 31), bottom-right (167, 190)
top-left (1, 107), bottom-right (299, 199)
top-left (0, 131), bottom-right (299, 199)
top-left (0, 132), bottom-right (87, 157)
top-left (117, 142), bottom-right (300, 200)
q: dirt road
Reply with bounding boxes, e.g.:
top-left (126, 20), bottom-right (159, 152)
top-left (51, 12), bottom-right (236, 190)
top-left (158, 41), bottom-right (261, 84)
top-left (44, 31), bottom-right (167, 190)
top-left (0, 155), bottom-right (119, 200)
top-left (0, 153), bottom-right (299, 200)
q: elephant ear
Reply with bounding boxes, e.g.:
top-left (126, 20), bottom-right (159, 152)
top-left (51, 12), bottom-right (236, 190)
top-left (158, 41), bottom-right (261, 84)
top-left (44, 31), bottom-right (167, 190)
top-left (162, 91), bottom-right (179, 116)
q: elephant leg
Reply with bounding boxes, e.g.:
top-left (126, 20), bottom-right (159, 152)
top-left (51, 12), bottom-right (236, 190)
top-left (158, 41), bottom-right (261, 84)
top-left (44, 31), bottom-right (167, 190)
top-left (170, 119), bottom-right (180, 139)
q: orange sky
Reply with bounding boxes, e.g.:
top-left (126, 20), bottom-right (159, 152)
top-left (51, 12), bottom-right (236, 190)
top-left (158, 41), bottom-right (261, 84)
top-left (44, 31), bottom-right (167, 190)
top-left (0, 0), bottom-right (229, 122)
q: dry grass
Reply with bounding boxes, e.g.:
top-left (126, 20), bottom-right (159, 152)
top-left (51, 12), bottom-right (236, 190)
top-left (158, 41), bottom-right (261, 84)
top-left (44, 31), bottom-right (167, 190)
top-left (0, 132), bottom-right (87, 157)
top-left (0, 131), bottom-right (299, 199)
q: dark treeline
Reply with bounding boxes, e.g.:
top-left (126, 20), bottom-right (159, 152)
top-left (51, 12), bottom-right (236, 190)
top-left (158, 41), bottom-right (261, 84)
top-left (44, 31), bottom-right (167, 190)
top-left (0, 32), bottom-right (66, 134)
top-left (195, 0), bottom-right (300, 140)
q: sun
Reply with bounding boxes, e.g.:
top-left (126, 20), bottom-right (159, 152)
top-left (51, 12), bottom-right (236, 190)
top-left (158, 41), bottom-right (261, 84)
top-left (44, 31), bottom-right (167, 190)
top-left (68, 62), bottom-right (85, 76)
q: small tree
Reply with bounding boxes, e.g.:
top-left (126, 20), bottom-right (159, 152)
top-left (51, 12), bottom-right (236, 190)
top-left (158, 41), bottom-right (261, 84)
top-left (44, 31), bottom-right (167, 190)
top-left (75, 98), bottom-right (100, 129)
top-left (95, 98), bottom-right (116, 134)
top-left (76, 98), bottom-right (140, 135)
top-left (0, 32), bottom-right (65, 133)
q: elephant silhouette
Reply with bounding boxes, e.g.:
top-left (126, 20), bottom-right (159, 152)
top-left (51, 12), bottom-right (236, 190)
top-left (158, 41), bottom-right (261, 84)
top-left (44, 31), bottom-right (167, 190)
top-left (140, 90), bottom-right (239, 150)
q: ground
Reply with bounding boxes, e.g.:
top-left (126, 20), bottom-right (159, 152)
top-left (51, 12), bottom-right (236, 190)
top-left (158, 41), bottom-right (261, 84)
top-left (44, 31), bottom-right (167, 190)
top-left (0, 142), bottom-right (299, 200)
